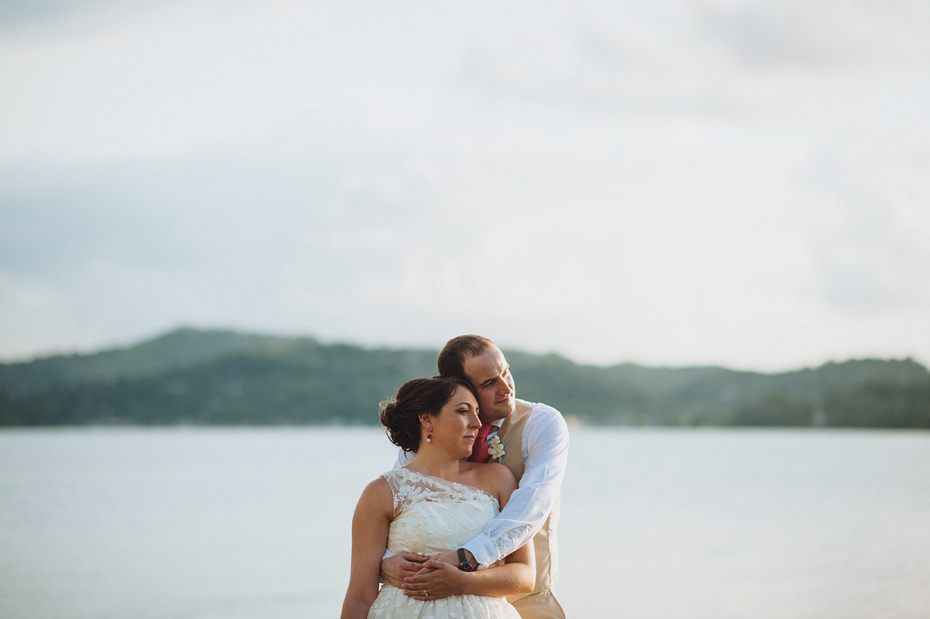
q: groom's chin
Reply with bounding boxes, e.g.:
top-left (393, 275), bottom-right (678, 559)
top-left (503, 395), bottom-right (516, 412)
top-left (495, 398), bottom-right (516, 420)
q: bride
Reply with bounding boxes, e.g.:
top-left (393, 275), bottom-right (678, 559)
top-left (341, 377), bottom-right (535, 619)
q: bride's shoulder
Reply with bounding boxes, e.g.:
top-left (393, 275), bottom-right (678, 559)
top-left (472, 462), bottom-right (518, 496)
top-left (355, 475), bottom-right (394, 514)
top-left (487, 461), bottom-right (518, 484)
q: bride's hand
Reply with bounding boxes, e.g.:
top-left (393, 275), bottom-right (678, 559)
top-left (402, 558), bottom-right (466, 600)
top-left (381, 552), bottom-right (429, 589)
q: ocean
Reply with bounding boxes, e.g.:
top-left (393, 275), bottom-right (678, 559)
top-left (1, 427), bottom-right (928, 618)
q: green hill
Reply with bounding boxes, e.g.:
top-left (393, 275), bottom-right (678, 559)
top-left (0, 328), bottom-right (294, 397)
top-left (1, 328), bottom-right (928, 428)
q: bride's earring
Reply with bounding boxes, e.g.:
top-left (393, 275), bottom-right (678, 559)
top-left (426, 426), bottom-right (432, 443)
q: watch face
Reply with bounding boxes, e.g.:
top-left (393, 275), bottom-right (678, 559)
top-left (457, 548), bottom-right (475, 571)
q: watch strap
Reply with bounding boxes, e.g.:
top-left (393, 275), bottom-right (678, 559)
top-left (457, 548), bottom-right (475, 572)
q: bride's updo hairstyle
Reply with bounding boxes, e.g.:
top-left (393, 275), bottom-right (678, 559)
top-left (380, 376), bottom-right (478, 453)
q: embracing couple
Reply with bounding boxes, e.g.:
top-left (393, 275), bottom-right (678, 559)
top-left (341, 335), bottom-right (570, 619)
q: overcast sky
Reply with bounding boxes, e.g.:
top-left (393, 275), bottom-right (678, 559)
top-left (2, 0), bottom-right (929, 371)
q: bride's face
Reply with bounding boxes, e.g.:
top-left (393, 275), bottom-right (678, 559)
top-left (428, 386), bottom-right (481, 458)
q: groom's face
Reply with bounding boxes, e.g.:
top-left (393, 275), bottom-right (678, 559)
top-left (463, 344), bottom-right (516, 424)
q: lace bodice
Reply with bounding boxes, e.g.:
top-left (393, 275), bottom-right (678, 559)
top-left (382, 468), bottom-right (500, 557)
top-left (367, 469), bottom-right (520, 619)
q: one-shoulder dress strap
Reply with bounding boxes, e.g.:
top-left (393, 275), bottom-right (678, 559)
top-left (381, 468), bottom-right (498, 516)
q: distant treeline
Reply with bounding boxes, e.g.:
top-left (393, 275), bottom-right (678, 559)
top-left (1, 328), bottom-right (928, 428)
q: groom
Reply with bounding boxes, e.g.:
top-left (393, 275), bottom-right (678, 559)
top-left (381, 335), bottom-right (570, 619)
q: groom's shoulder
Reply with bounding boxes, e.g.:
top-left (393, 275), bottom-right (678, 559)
top-left (518, 398), bottom-right (565, 422)
top-left (517, 399), bottom-right (569, 441)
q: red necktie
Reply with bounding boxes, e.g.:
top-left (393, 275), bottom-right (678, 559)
top-left (468, 424), bottom-right (496, 463)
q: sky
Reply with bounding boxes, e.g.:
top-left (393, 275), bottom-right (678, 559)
top-left (1, 0), bottom-right (930, 372)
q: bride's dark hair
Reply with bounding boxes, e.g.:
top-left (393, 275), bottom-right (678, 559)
top-left (380, 376), bottom-right (478, 453)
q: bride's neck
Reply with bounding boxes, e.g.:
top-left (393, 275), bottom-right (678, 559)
top-left (407, 446), bottom-right (463, 479)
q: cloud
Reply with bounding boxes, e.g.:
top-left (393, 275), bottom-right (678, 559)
top-left (699, 0), bottom-right (930, 69)
top-left (1, 0), bottom-right (929, 369)
top-left (0, 270), bottom-right (76, 353)
top-left (0, 182), bottom-right (194, 279)
top-left (801, 123), bottom-right (930, 309)
top-left (0, 0), bottom-right (172, 35)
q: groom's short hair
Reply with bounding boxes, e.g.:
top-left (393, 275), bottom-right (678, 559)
top-left (437, 335), bottom-right (495, 381)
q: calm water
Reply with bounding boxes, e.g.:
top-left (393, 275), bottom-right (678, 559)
top-left (1, 427), bottom-right (929, 619)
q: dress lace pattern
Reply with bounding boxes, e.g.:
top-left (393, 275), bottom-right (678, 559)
top-left (368, 468), bottom-right (521, 619)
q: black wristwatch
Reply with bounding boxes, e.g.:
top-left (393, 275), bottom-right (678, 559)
top-left (457, 548), bottom-right (477, 572)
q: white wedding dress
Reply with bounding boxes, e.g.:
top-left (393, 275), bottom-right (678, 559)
top-left (367, 467), bottom-right (522, 619)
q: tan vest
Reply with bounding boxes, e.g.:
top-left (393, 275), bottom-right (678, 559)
top-left (497, 403), bottom-right (565, 619)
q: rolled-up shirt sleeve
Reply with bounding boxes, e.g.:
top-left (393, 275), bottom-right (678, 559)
top-left (463, 403), bottom-right (569, 566)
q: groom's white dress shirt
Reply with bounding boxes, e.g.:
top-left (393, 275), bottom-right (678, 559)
top-left (395, 398), bottom-right (569, 566)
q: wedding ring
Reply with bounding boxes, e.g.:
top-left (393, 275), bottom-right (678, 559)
top-left (425, 590), bottom-right (430, 597)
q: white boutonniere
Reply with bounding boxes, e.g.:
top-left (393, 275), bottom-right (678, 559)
top-left (487, 436), bottom-right (505, 462)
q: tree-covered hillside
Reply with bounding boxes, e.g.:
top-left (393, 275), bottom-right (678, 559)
top-left (1, 328), bottom-right (928, 428)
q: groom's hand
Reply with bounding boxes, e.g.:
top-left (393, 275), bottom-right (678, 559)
top-left (381, 552), bottom-right (429, 589)
top-left (429, 549), bottom-right (460, 567)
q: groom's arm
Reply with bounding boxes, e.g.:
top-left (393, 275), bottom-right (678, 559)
top-left (408, 405), bottom-right (569, 600)
top-left (401, 404), bottom-right (569, 600)
top-left (462, 404), bottom-right (569, 565)
top-left (393, 448), bottom-right (414, 470)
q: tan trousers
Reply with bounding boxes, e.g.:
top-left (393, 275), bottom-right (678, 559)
top-left (511, 589), bottom-right (566, 619)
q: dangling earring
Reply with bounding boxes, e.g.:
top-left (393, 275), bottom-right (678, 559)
top-left (426, 426), bottom-right (432, 443)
